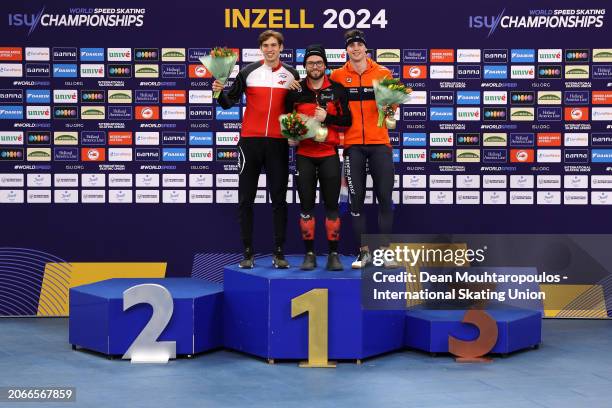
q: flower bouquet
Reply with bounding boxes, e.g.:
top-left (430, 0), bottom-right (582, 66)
top-left (199, 47), bottom-right (239, 99)
top-left (279, 111), bottom-right (322, 143)
top-left (373, 78), bottom-right (412, 129)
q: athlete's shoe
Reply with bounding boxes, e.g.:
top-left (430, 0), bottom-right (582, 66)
top-left (272, 248), bottom-right (290, 269)
top-left (351, 249), bottom-right (372, 269)
top-left (326, 252), bottom-right (344, 271)
top-left (239, 254), bottom-right (255, 269)
top-left (300, 252), bottom-right (317, 270)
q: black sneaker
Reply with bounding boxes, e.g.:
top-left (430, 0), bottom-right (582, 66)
top-left (239, 253), bottom-right (254, 269)
top-left (300, 252), bottom-right (317, 270)
top-left (326, 252), bottom-right (344, 271)
top-left (351, 249), bottom-right (372, 269)
top-left (272, 248), bottom-right (290, 269)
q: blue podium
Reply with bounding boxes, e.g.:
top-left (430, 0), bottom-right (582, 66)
top-left (404, 307), bottom-right (542, 354)
top-left (69, 278), bottom-right (223, 357)
top-left (223, 256), bottom-right (405, 360)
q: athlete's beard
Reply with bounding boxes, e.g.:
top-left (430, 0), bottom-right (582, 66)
top-left (307, 70), bottom-right (324, 80)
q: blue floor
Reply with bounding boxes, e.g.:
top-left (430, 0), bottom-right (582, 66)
top-left (0, 319), bottom-right (611, 408)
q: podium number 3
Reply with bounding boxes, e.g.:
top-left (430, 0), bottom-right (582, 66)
top-left (291, 288), bottom-right (336, 368)
top-left (122, 284), bottom-right (176, 364)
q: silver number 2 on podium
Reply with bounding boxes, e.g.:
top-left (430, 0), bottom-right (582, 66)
top-left (122, 284), bottom-right (176, 363)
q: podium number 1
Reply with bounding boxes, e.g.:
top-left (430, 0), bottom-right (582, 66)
top-left (291, 288), bottom-right (336, 368)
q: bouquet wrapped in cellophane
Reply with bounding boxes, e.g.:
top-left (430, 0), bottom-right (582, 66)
top-left (199, 47), bottom-right (238, 99)
top-left (373, 78), bottom-right (412, 129)
top-left (279, 111), bottom-right (323, 143)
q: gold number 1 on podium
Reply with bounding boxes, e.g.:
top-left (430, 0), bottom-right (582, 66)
top-left (291, 288), bottom-right (336, 368)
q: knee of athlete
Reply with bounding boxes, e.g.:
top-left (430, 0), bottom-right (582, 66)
top-left (325, 210), bottom-right (339, 221)
top-left (300, 212), bottom-right (314, 220)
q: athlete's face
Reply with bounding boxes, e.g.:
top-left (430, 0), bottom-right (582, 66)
top-left (347, 41), bottom-right (367, 63)
top-left (260, 37), bottom-right (283, 65)
top-left (305, 56), bottom-right (325, 80)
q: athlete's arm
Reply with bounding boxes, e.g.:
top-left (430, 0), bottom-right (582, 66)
top-left (217, 70), bottom-right (246, 109)
top-left (323, 84), bottom-right (352, 128)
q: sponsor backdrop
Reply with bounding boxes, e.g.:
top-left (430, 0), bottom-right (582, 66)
top-left (1, 0), bottom-right (612, 316)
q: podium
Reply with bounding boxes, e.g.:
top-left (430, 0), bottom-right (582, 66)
top-left (405, 307), bottom-right (542, 354)
top-left (223, 256), bottom-right (405, 360)
top-left (69, 278), bottom-right (223, 357)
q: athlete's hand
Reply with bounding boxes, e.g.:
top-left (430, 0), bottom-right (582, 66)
top-left (314, 106), bottom-right (327, 122)
top-left (288, 79), bottom-right (302, 91)
top-left (288, 139), bottom-right (300, 147)
top-left (212, 80), bottom-right (225, 93)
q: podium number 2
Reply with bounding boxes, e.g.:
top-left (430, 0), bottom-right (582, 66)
top-left (122, 284), bottom-right (176, 364)
top-left (291, 288), bottom-right (336, 368)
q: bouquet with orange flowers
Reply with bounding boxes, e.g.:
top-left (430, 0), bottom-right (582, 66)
top-left (279, 111), bottom-right (322, 142)
top-left (199, 47), bottom-right (238, 98)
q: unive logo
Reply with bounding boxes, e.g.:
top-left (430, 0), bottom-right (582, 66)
top-left (456, 107), bottom-right (480, 121)
top-left (79, 63), bottom-right (104, 77)
top-left (0, 131), bottom-right (24, 145)
top-left (429, 107), bottom-right (454, 121)
top-left (429, 133), bottom-right (454, 146)
top-left (456, 91), bottom-right (481, 105)
top-left (189, 148), bottom-right (214, 162)
top-left (216, 132), bottom-right (240, 146)
top-left (402, 149), bottom-right (427, 162)
top-left (483, 65), bottom-right (507, 79)
top-left (107, 48), bottom-right (132, 62)
top-left (537, 49), bottom-right (562, 62)
top-left (402, 133), bottom-right (426, 146)
top-left (483, 91), bottom-right (507, 105)
top-left (53, 89), bottom-right (77, 103)
top-left (510, 65), bottom-right (535, 79)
